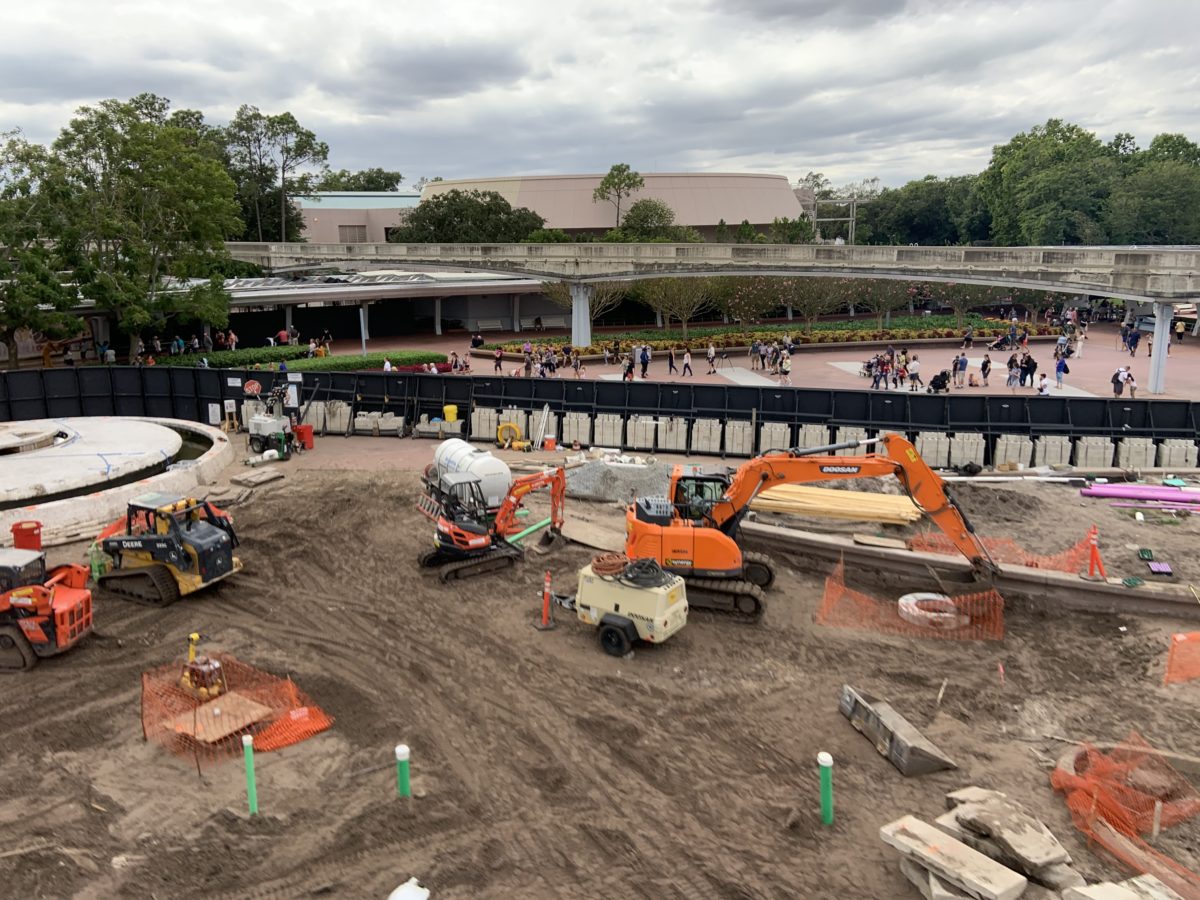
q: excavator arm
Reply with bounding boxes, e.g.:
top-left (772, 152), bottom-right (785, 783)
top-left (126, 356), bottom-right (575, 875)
top-left (492, 468), bottom-right (567, 537)
top-left (698, 434), bottom-right (999, 580)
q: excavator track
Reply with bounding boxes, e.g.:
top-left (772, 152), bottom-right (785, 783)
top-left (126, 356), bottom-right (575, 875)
top-left (682, 578), bottom-right (765, 623)
top-left (418, 546), bottom-right (523, 583)
top-left (98, 564), bottom-right (182, 607)
top-left (740, 550), bottom-right (776, 589)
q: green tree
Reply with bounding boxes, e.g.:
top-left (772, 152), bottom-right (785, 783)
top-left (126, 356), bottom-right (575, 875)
top-left (735, 219), bottom-right (758, 243)
top-left (921, 283), bottom-right (1001, 327)
top-left (1103, 161), bottom-right (1200, 244)
top-left (317, 167), bottom-right (403, 192)
top-left (592, 163), bottom-right (644, 227)
top-left (264, 111), bottom-right (328, 242)
top-left (782, 278), bottom-right (840, 335)
top-left (638, 277), bottom-right (711, 339)
top-left (714, 218), bottom-right (730, 242)
top-left (800, 171), bottom-right (834, 199)
top-left (522, 227), bottom-right (573, 243)
top-left (712, 277), bottom-right (779, 323)
top-left (543, 280), bottom-right (627, 324)
top-left (0, 135), bottom-right (81, 366)
top-left (621, 197), bottom-right (676, 240)
top-left (390, 189), bottom-right (544, 242)
top-left (53, 94), bottom-right (241, 358)
top-left (768, 216), bottom-right (814, 244)
top-left (978, 119), bottom-right (1116, 245)
top-left (837, 279), bottom-right (908, 329)
top-left (1144, 133), bottom-right (1200, 166)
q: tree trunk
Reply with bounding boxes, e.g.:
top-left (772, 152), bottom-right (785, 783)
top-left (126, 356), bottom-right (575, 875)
top-left (280, 165), bottom-right (288, 242)
top-left (680, 318), bottom-right (688, 340)
top-left (254, 195), bottom-right (263, 242)
top-left (128, 331), bottom-right (141, 365)
top-left (5, 337), bottom-right (19, 371)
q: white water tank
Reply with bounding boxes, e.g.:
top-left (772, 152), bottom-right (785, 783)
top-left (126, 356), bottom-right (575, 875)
top-left (432, 438), bottom-right (512, 508)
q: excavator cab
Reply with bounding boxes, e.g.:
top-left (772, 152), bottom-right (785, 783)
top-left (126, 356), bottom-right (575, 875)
top-left (671, 466), bottom-right (733, 527)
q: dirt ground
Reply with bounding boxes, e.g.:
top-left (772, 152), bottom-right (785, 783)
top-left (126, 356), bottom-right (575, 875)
top-left (2, 463), bottom-right (1200, 899)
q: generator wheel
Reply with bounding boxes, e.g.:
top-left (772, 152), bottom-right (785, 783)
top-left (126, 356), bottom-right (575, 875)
top-left (0, 625), bottom-right (37, 672)
top-left (599, 624), bottom-right (632, 658)
top-left (249, 435), bottom-right (265, 454)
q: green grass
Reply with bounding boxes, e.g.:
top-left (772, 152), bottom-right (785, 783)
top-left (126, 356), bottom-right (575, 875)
top-left (155, 346), bottom-right (445, 372)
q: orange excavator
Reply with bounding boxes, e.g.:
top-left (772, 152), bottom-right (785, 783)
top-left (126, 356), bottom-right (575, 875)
top-left (624, 434), bottom-right (999, 621)
top-left (417, 467), bottom-right (566, 581)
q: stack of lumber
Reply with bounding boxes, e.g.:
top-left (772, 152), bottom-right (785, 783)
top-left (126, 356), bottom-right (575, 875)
top-left (752, 484), bottom-right (922, 525)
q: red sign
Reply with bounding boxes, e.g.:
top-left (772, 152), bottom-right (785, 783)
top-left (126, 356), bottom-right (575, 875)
top-left (243, 380), bottom-right (262, 396)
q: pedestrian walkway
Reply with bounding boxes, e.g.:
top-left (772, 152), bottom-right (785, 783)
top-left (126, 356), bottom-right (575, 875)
top-left (826, 361), bottom-right (1098, 397)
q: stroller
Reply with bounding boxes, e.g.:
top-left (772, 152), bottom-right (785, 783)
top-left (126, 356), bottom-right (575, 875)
top-left (927, 369), bottom-right (952, 394)
top-left (859, 357), bottom-right (877, 378)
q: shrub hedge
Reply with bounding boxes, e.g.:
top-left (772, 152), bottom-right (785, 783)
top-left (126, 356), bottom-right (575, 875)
top-left (156, 348), bottom-right (446, 373)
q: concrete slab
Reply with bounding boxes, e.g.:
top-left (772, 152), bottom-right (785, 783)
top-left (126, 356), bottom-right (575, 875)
top-left (901, 858), bottom-right (971, 899)
top-left (1064, 875), bottom-right (1185, 899)
top-left (230, 469), bottom-right (286, 488)
top-left (840, 685), bottom-right (957, 776)
top-left (946, 787), bottom-right (1009, 810)
top-left (955, 799), bottom-right (1071, 869)
top-left (880, 815), bottom-right (1027, 900)
top-left (0, 421), bottom-right (60, 453)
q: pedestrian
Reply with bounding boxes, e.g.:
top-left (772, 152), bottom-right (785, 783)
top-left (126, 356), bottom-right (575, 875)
top-left (227, 330), bottom-right (238, 351)
top-left (758, 341), bottom-right (768, 370)
top-left (276, 327), bottom-right (289, 346)
top-left (1006, 360), bottom-right (1020, 391)
top-left (639, 345), bottom-right (650, 379)
top-left (750, 340), bottom-right (760, 370)
top-left (307, 338), bottom-right (317, 358)
top-left (682, 348), bottom-right (693, 377)
top-left (450, 351), bottom-right (460, 372)
top-left (1111, 367), bottom-right (1126, 397)
top-left (202, 331), bottom-right (213, 353)
top-left (278, 361), bottom-right (287, 372)
top-left (572, 353), bottom-right (584, 379)
top-left (956, 353), bottom-right (969, 387)
top-left (779, 351), bottom-right (792, 386)
top-left (522, 339), bottom-right (532, 355)
top-left (1119, 322), bottom-right (1130, 350)
top-left (494, 347), bottom-right (503, 373)
top-left (667, 346), bottom-right (678, 375)
top-left (602, 345), bottom-right (611, 365)
top-left (609, 341), bottom-right (619, 364)
top-left (523, 352), bottom-right (532, 377)
top-left (980, 354), bottom-right (991, 387)
top-left (706, 343), bottom-right (717, 374)
top-left (907, 354), bottom-right (922, 391)
top-left (1019, 327), bottom-right (1029, 349)
top-left (382, 358), bottom-right (392, 372)
top-left (1128, 327), bottom-right (1141, 356)
top-left (1008, 322), bottom-right (1018, 349)
top-left (1175, 319), bottom-right (1186, 344)
top-left (190, 334), bottom-right (200, 352)
top-left (1055, 355), bottom-right (1068, 389)
top-left (1126, 373), bottom-right (1138, 398)
top-left (871, 357), bottom-right (885, 390)
top-left (962, 324), bottom-right (974, 349)
top-left (623, 354), bottom-right (635, 382)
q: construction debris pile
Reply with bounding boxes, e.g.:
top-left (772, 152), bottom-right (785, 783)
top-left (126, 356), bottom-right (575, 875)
top-left (565, 458), bottom-right (672, 503)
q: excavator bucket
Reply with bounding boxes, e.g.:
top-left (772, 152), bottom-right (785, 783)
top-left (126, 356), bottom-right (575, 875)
top-left (839, 684), bottom-right (957, 776)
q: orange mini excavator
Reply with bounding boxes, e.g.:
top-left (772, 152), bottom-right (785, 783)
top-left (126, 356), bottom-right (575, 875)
top-left (417, 467), bottom-right (566, 581)
top-left (624, 434), bottom-right (998, 621)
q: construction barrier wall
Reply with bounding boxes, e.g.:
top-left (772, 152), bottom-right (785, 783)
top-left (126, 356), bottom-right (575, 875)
top-left (1, 367), bottom-right (1197, 460)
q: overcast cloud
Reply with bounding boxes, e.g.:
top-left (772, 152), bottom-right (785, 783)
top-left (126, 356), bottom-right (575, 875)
top-left (2, 0), bottom-right (1198, 187)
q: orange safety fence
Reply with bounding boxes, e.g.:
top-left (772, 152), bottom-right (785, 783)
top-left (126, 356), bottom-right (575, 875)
top-left (141, 653), bottom-right (333, 768)
top-left (815, 557), bottom-right (1005, 641)
top-left (1050, 732), bottom-right (1200, 898)
top-left (1164, 632), bottom-right (1200, 686)
top-left (908, 529), bottom-right (1093, 573)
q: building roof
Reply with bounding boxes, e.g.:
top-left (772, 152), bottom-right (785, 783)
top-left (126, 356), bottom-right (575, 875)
top-left (297, 191), bottom-right (421, 210)
top-left (421, 172), bottom-right (804, 230)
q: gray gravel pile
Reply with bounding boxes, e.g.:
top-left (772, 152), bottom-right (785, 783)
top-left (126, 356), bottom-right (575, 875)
top-left (566, 460), bottom-right (674, 502)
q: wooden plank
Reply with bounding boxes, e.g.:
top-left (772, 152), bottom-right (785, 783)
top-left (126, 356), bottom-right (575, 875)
top-left (164, 691), bottom-right (272, 743)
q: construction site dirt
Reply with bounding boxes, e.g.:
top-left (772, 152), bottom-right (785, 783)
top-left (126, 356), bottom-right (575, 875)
top-left (2, 463), bottom-right (1199, 899)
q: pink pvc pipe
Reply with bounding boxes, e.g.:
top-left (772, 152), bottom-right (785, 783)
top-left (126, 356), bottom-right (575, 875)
top-left (1081, 484), bottom-right (1200, 500)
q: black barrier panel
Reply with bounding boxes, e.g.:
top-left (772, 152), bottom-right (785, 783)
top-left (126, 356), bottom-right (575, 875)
top-left (6, 371), bottom-right (47, 421)
top-left (726, 387), bottom-right (759, 421)
top-left (867, 392), bottom-right (908, 425)
top-left (1108, 400), bottom-right (1153, 435)
top-left (1070, 399), bottom-right (1108, 433)
top-left (658, 383), bottom-right (693, 415)
top-left (831, 390), bottom-right (870, 425)
top-left (627, 382), bottom-right (660, 414)
top-left (77, 367), bottom-right (115, 416)
top-left (907, 394), bottom-right (947, 429)
top-left (0, 369), bottom-right (9, 420)
top-left (111, 367), bottom-right (147, 416)
top-left (947, 395), bottom-right (989, 430)
top-left (196, 369), bottom-right (224, 414)
top-left (325, 373), bottom-right (359, 405)
top-left (469, 376), bottom-right (504, 406)
top-left (987, 396), bottom-right (1026, 433)
top-left (757, 388), bottom-right (796, 421)
top-left (1027, 397), bottom-right (1073, 433)
top-left (691, 385), bottom-right (726, 418)
top-left (1148, 401), bottom-right (1194, 437)
top-left (503, 378), bottom-right (535, 406)
top-left (593, 381), bottom-right (627, 413)
top-left (529, 379), bottom-right (565, 410)
top-left (794, 389), bottom-right (834, 422)
top-left (169, 369), bottom-right (200, 422)
top-left (141, 368), bottom-right (174, 418)
top-left (43, 368), bottom-right (83, 417)
top-left (559, 381), bottom-right (592, 411)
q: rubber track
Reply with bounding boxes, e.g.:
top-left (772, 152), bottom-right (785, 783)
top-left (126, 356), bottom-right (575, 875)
top-left (682, 578), bottom-right (765, 623)
top-left (740, 550), bottom-right (776, 588)
top-left (438, 551), bottom-right (519, 582)
top-left (98, 564), bottom-right (181, 607)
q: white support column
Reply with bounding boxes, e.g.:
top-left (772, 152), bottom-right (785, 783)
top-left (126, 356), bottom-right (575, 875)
top-left (434, 296), bottom-right (443, 336)
top-left (569, 282), bottom-right (592, 349)
top-left (1148, 301), bottom-right (1172, 394)
top-left (786, 303), bottom-right (794, 321)
top-left (655, 310), bottom-right (663, 328)
top-left (284, 304), bottom-right (293, 334)
top-left (359, 301), bottom-right (370, 340)
top-left (512, 294), bottom-right (521, 332)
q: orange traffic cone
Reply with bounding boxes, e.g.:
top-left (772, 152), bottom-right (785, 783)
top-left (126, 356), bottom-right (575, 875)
top-left (1086, 526), bottom-right (1107, 579)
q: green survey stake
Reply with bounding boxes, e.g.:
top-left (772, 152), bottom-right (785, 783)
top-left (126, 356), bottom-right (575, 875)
top-left (396, 744), bottom-right (411, 798)
top-left (818, 752), bottom-right (834, 826)
top-left (243, 734), bottom-right (259, 816)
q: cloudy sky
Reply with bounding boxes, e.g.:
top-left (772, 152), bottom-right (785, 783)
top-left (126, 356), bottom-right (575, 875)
top-left (4, 0), bottom-right (1198, 188)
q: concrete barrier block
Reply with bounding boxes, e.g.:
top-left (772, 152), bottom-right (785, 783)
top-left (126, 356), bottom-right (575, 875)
top-left (799, 423), bottom-right (832, 450)
top-left (628, 415), bottom-right (656, 450)
top-left (993, 434), bottom-right (1033, 468)
top-left (725, 420), bottom-right (754, 456)
top-left (949, 433), bottom-right (986, 467)
top-left (1075, 436), bottom-right (1115, 469)
top-left (658, 416), bottom-right (689, 452)
top-left (470, 406), bottom-right (498, 440)
top-left (880, 815), bottom-right (1027, 900)
top-left (562, 412), bottom-right (591, 446)
top-left (1033, 434), bottom-right (1071, 467)
top-left (759, 422), bottom-right (791, 452)
top-left (692, 418), bottom-right (722, 454)
top-left (321, 400), bottom-right (352, 433)
top-left (834, 426), bottom-right (867, 455)
top-left (594, 413), bottom-right (623, 448)
top-left (839, 685), bottom-right (957, 776)
top-left (1156, 438), bottom-right (1199, 468)
top-left (915, 431), bottom-right (950, 468)
top-left (1116, 437), bottom-right (1155, 469)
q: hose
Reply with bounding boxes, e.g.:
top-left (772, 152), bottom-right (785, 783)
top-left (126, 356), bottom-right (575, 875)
top-left (591, 553), bottom-right (672, 587)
